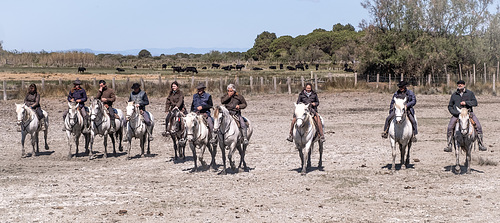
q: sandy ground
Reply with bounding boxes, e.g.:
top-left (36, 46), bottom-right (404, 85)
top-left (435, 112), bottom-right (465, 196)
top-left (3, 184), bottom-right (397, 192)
top-left (1, 91), bottom-right (499, 222)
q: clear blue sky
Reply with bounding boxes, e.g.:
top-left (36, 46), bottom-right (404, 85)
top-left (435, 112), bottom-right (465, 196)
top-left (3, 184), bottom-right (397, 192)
top-left (0, 0), bottom-right (369, 53)
top-left (1, 0), bottom-right (499, 53)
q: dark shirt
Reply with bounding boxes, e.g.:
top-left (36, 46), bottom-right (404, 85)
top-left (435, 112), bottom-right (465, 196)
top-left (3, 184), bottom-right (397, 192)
top-left (389, 89), bottom-right (416, 114)
top-left (221, 92), bottom-right (247, 114)
top-left (128, 90), bottom-right (149, 111)
top-left (68, 88), bottom-right (87, 108)
top-left (191, 92), bottom-right (213, 115)
top-left (24, 92), bottom-right (40, 108)
top-left (297, 90), bottom-right (320, 112)
top-left (165, 90), bottom-right (185, 112)
top-left (96, 86), bottom-right (116, 107)
top-left (448, 88), bottom-right (477, 117)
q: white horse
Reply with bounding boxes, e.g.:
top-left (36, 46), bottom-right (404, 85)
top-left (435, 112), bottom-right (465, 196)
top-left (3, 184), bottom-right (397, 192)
top-left (213, 105), bottom-right (253, 174)
top-left (125, 101), bottom-right (154, 159)
top-left (183, 112), bottom-right (216, 171)
top-left (453, 107), bottom-right (476, 174)
top-left (388, 97), bottom-right (415, 171)
top-left (64, 102), bottom-right (90, 159)
top-left (15, 103), bottom-right (49, 157)
top-left (292, 103), bottom-right (323, 175)
top-left (89, 98), bottom-right (125, 159)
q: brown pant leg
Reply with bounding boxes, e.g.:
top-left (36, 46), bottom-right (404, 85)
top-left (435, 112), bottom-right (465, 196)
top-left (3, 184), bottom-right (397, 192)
top-left (289, 117), bottom-right (296, 135)
top-left (314, 114), bottom-right (324, 137)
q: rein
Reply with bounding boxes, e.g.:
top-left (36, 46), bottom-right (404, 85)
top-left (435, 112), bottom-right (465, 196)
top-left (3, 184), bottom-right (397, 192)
top-left (20, 108), bottom-right (35, 131)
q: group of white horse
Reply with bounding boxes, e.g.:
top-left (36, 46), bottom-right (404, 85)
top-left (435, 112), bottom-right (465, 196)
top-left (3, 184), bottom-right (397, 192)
top-left (15, 97), bottom-right (477, 175)
top-left (16, 99), bottom-right (154, 160)
top-left (389, 97), bottom-right (477, 174)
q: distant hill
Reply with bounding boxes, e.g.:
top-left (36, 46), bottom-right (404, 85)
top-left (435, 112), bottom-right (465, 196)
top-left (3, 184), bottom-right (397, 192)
top-left (69, 47), bottom-right (249, 56)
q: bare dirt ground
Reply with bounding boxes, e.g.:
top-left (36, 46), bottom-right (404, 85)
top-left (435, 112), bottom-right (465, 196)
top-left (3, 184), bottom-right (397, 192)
top-left (1, 91), bottom-right (499, 222)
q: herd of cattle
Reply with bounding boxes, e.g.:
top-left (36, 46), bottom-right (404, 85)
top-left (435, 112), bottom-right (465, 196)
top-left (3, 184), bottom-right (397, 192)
top-left (77, 63), bottom-right (357, 74)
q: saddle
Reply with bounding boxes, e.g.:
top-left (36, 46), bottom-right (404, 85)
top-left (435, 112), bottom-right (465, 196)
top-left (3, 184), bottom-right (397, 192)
top-left (231, 114), bottom-right (248, 128)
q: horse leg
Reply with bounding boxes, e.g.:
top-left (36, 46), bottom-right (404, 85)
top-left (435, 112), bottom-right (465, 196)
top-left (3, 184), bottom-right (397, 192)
top-left (301, 141), bottom-right (313, 175)
top-left (127, 135), bottom-right (132, 160)
top-left (110, 133), bottom-right (116, 157)
top-left (75, 134), bottom-right (80, 157)
top-left (66, 131), bottom-right (73, 159)
top-left (117, 128), bottom-right (123, 152)
top-left (466, 144), bottom-right (472, 174)
top-left (318, 141), bottom-right (324, 169)
top-left (454, 140), bottom-right (461, 173)
top-left (172, 137), bottom-right (179, 160)
top-left (43, 128), bottom-right (49, 150)
top-left (32, 132), bottom-right (39, 156)
top-left (218, 141), bottom-right (227, 175)
top-left (103, 134), bottom-right (108, 158)
top-left (208, 142), bottom-right (217, 170)
top-left (390, 138), bottom-right (396, 171)
top-left (228, 144), bottom-right (237, 171)
top-left (237, 143), bottom-right (247, 170)
top-left (405, 141), bottom-right (412, 168)
top-left (21, 131), bottom-right (27, 158)
top-left (298, 148), bottom-right (304, 170)
top-left (146, 135), bottom-right (151, 155)
top-left (84, 133), bottom-right (90, 155)
top-left (307, 142), bottom-right (313, 169)
top-left (89, 133), bottom-right (95, 160)
top-left (199, 145), bottom-right (207, 168)
top-left (140, 135), bottom-right (145, 157)
top-left (399, 143), bottom-right (406, 169)
top-left (190, 142), bottom-right (197, 172)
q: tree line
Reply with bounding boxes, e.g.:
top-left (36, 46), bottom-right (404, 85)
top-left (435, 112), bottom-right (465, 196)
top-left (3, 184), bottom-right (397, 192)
top-left (1, 0), bottom-right (500, 84)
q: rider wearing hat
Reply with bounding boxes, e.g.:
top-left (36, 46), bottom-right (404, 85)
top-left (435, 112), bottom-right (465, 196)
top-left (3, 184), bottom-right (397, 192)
top-left (381, 80), bottom-right (418, 141)
top-left (221, 83), bottom-right (249, 145)
top-left (63, 79), bottom-right (89, 132)
top-left (128, 83), bottom-right (153, 141)
top-left (96, 80), bottom-right (117, 133)
top-left (190, 82), bottom-right (215, 141)
top-left (443, 80), bottom-right (487, 152)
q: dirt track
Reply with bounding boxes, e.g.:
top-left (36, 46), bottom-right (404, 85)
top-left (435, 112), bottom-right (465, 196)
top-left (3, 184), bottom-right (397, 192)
top-left (1, 92), bottom-right (499, 222)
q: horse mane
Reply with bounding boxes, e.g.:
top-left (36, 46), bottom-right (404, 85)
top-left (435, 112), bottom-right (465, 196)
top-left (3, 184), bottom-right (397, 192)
top-left (213, 106), bottom-right (220, 117)
top-left (460, 107), bottom-right (469, 118)
top-left (394, 98), bottom-right (406, 110)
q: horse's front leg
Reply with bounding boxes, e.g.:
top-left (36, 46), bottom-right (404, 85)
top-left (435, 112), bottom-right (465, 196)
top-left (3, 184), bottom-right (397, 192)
top-left (126, 133), bottom-right (132, 160)
top-left (390, 138), bottom-right (396, 172)
top-left (84, 133), bottom-right (90, 154)
top-left (399, 143), bottom-right (406, 169)
top-left (21, 131), bottom-right (27, 158)
top-left (103, 134), bottom-right (108, 158)
top-left (117, 128), bottom-right (123, 152)
top-left (32, 132), bottom-right (39, 156)
top-left (66, 131), bottom-right (73, 159)
top-left (301, 141), bottom-right (313, 175)
top-left (190, 142), bottom-right (198, 172)
top-left (236, 143), bottom-right (246, 170)
top-left (89, 132), bottom-right (95, 160)
top-left (75, 133), bottom-right (81, 157)
top-left (140, 135), bottom-right (145, 157)
top-left (318, 141), bottom-right (324, 170)
top-left (454, 139), bottom-right (461, 173)
top-left (405, 141), bottom-right (412, 168)
top-left (218, 139), bottom-right (227, 175)
top-left (298, 146), bottom-right (304, 170)
top-left (199, 144), bottom-right (207, 168)
top-left (466, 143), bottom-right (472, 174)
top-left (172, 137), bottom-right (179, 160)
top-left (228, 141), bottom-right (238, 171)
top-left (208, 142), bottom-right (217, 170)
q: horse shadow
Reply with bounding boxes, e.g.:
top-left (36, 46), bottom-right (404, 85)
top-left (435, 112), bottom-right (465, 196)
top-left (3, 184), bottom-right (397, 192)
top-left (290, 166), bottom-right (325, 174)
top-left (381, 163), bottom-right (415, 170)
top-left (167, 156), bottom-right (194, 164)
top-left (35, 151), bottom-right (55, 156)
top-left (444, 165), bottom-right (484, 174)
top-left (127, 153), bottom-right (158, 159)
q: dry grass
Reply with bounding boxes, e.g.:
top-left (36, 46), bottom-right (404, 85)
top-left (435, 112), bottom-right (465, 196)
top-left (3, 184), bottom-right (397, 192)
top-left (475, 156), bottom-right (498, 166)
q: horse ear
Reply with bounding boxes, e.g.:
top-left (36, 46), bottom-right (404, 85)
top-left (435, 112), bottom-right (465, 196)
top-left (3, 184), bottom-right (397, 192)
top-left (294, 102), bottom-right (297, 107)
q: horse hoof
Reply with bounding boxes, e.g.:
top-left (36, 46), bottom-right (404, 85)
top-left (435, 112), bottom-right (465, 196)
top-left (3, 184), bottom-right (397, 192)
top-left (118, 146), bottom-right (123, 152)
top-left (454, 165), bottom-right (461, 173)
top-left (300, 172), bottom-right (307, 176)
top-left (45, 146), bottom-right (50, 150)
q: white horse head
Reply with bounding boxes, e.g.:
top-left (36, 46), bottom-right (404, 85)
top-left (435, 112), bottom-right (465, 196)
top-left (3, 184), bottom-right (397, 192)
top-left (394, 97), bottom-right (407, 124)
top-left (213, 105), bottom-right (228, 133)
top-left (183, 112), bottom-right (199, 142)
top-left (15, 103), bottom-right (27, 125)
top-left (126, 101), bottom-right (138, 121)
top-left (458, 107), bottom-right (471, 136)
top-left (89, 98), bottom-right (103, 121)
top-left (67, 101), bottom-right (79, 126)
top-left (294, 103), bottom-right (310, 128)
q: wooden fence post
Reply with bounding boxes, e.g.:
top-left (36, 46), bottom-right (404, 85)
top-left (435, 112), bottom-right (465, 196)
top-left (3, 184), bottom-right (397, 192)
top-left (459, 64), bottom-right (463, 80)
top-left (287, 77), bottom-right (291, 94)
top-left (219, 77), bottom-right (223, 93)
top-left (328, 73), bottom-right (332, 82)
top-left (260, 77), bottom-right (264, 87)
top-left (41, 78), bottom-right (45, 91)
top-left (354, 72), bottom-right (357, 86)
top-left (445, 65), bottom-right (449, 86)
top-left (21, 80), bottom-right (25, 90)
top-left (301, 76), bottom-right (305, 88)
top-left (273, 77), bottom-right (277, 94)
top-left (158, 75), bottom-right (162, 86)
top-left (314, 73), bottom-right (318, 92)
top-left (3, 80), bottom-right (6, 101)
top-left (493, 72), bottom-right (496, 93)
top-left (473, 64), bottom-right (476, 85)
top-left (205, 77), bottom-right (208, 89)
top-left (367, 74), bottom-right (370, 83)
top-left (427, 73), bottom-right (431, 86)
top-left (58, 78), bottom-right (62, 85)
top-left (388, 73), bottom-right (392, 90)
top-left (250, 76), bottom-right (253, 92)
top-left (140, 78), bottom-right (144, 91)
top-left (192, 76), bottom-right (195, 89)
top-left (376, 73), bottom-right (379, 89)
top-left (310, 71), bottom-right (313, 80)
top-left (400, 73), bottom-right (403, 81)
top-left (235, 76), bottom-right (239, 85)
top-left (126, 78), bottom-right (129, 89)
top-left (113, 77), bottom-right (116, 91)
top-left (92, 78), bottom-right (96, 87)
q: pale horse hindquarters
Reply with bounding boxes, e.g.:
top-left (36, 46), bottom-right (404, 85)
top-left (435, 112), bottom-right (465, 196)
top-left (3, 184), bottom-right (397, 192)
top-left (388, 97), bottom-right (415, 171)
top-left (292, 103), bottom-right (323, 175)
top-left (15, 103), bottom-right (49, 158)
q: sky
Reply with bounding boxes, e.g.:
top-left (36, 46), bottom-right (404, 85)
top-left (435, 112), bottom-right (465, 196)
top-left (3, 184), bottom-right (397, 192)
top-left (0, 0), bottom-right (370, 53)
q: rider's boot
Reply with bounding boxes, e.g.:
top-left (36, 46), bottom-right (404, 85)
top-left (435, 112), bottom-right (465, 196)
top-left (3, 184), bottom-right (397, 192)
top-left (241, 127), bottom-right (249, 145)
top-left (146, 125), bottom-right (154, 141)
top-left (209, 129), bottom-right (217, 144)
top-left (17, 125), bottom-right (22, 132)
top-left (82, 117), bottom-right (90, 134)
top-left (109, 117), bottom-right (116, 133)
top-left (444, 134), bottom-right (453, 152)
top-left (286, 117), bottom-right (296, 142)
top-left (315, 115), bottom-right (325, 143)
top-left (477, 134), bottom-right (487, 151)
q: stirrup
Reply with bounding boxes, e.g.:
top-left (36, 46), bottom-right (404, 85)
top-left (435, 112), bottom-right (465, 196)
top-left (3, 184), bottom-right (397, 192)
top-left (443, 146), bottom-right (452, 152)
top-left (381, 132), bottom-right (388, 139)
top-left (319, 136), bottom-right (325, 142)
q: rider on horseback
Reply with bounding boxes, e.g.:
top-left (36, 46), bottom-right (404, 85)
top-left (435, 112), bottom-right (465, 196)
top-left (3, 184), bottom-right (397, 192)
top-left (221, 84), bottom-right (249, 145)
top-left (96, 80), bottom-right (117, 133)
top-left (62, 80), bottom-right (89, 132)
top-left (163, 81), bottom-right (186, 136)
top-left (128, 83), bottom-right (153, 141)
top-left (23, 84), bottom-right (46, 131)
top-left (287, 83), bottom-right (325, 143)
top-left (190, 83), bottom-right (215, 143)
top-left (444, 80), bottom-right (487, 152)
top-left (381, 81), bottom-right (418, 142)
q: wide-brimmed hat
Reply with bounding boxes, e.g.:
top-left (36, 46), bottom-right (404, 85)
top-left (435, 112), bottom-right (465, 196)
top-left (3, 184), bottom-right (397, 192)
top-left (196, 82), bottom-right (206, 90)
top-left (73, 80), bottom-right (82, 85)
top-left (457, 80), bottom-right (466, 85)
top-left (131, 83), bottom-right (141, 89)
top-left (99, 80), bottom-right (106, 84)
top-left (397, 80), bottom-right (408, 88)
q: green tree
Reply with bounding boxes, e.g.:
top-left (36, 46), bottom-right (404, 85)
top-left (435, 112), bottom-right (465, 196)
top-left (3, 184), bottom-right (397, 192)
top-left (138, 49), bottom-right (152, 58)
top-left (249, 31), bottom-right (277, 61)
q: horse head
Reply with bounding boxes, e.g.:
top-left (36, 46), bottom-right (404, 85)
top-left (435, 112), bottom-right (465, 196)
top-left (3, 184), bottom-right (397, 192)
top-left (169, 107), bottom-right (183, 133)
top-left (126, 101), bottom-right (137, 121)
top-left (294, 103), bottom-right (310, 128)
top-left (213, 105), bottom-right (224, 133)
top-left (183, 113), bottom-right (198, 142)
top-left (458, 107), bottom-right (471, 136)
top-left (89, 98), bottom-right (103, 121)
top-left (15, 103), bottom-right (27, 125)
top-left (394, 97), bottom-right (407, 124)
top-left (67, 101), bottom-right (79, 126)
